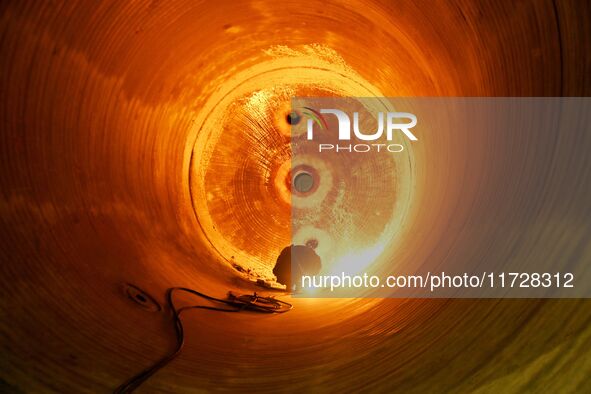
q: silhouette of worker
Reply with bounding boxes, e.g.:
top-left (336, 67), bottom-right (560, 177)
top-left (273, 240), bottom-right (321, 291)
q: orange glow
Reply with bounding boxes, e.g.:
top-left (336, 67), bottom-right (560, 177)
top-left (1, 1), bottom-right (590, 392)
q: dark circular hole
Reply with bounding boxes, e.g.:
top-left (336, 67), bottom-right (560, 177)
top-left (286, 111), bottom-right (301, 125)
top-left (123, 283), bottom-right (161, 312)
top-left (294, 172), bottom-right (314, 193)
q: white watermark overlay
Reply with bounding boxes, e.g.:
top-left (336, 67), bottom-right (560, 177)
top-left (301, 272), bottom-right (575, 293)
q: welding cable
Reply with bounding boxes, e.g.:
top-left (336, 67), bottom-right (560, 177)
top-left (114, 287), bottom-right (291, 393)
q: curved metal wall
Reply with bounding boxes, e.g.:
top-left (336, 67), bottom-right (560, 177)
top-left (1, 1), bottom-right (590, 392)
